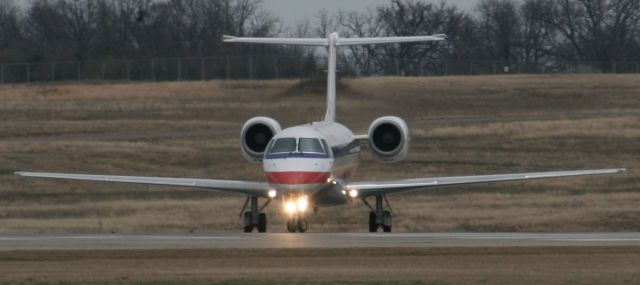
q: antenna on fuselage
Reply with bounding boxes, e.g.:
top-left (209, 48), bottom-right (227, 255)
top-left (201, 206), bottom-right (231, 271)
top-left (223, 33), bottom-right (447, 122)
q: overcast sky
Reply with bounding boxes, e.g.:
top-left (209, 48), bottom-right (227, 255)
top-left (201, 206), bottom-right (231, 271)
top-left (262, 0), bottom-right (479, 28)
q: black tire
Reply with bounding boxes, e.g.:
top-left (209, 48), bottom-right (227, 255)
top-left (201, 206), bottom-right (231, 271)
top-left (286, 218), bottom-right (297, 233)
top-left (369, 212), bottom-right (378, 233)
top-left (243, 212), bottom-right (253, 233)
top-left (297, 218), bottom-right (308, 233)
top-left (382, 210), bottom-right (392, 233)
top-left (257, 213), bottom-right (267, 233)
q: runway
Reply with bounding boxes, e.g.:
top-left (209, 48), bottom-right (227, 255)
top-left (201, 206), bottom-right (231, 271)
top-left (1, 232), bottom-right (639, 250)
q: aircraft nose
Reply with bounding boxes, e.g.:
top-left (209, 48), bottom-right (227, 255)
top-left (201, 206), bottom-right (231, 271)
top-left (264, 158), bottom-right (332, 185)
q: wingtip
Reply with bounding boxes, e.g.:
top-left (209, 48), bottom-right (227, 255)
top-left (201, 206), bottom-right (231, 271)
top-left (617, 168), bottom-right (627, 173)
top-left (432, 34), bottom-right (447, 40)
top-left (222, 35), bottom-right (236, 42)
top-left (14, 171), bottom-right (24, 176)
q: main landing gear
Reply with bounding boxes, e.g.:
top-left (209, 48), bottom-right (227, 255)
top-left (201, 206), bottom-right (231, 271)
top-left (362, 194), bottom-right (393, 232)
top-left (241, 195), bottom-right (270, 233)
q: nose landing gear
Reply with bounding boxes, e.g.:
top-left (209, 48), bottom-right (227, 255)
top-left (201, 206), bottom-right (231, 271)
top-left (286, 216), bottom-right (308, 233)
top-left (363, 194), bottom-right (393, 232)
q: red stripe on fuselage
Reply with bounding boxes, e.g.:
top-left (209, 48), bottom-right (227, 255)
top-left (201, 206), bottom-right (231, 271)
top-left (265, 172), bottom-right (330, 185)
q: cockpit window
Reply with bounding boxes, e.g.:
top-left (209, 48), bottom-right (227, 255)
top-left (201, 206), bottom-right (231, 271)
top-left (298, 138), bottom-right (325, 154)
top-left (268, 138), bottom-right (297, 154)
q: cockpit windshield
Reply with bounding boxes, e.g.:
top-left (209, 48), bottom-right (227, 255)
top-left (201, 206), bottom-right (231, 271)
top-left (268, 138), bottom-right (297, 154)
top-left (266, 137), bottom-right (327, 157)
top-left (298, 138), bottom-right (324, 154)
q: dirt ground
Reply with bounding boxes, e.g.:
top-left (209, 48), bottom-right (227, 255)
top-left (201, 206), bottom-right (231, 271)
top-left (1, 247), bottom-right (639, 284)
top-left (0, 75), bottom-right (638, 233)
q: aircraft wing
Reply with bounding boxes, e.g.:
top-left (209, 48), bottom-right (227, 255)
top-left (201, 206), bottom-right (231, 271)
top-left (15, 172), bottom-right (270, 196)
top-left (347, 168), bottom-right (626, 197)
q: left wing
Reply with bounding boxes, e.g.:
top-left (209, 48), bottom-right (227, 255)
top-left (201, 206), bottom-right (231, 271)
top-left (347, 168), bottom-right (626, 197)
top-left (15, 172), bottom-right (269, 196)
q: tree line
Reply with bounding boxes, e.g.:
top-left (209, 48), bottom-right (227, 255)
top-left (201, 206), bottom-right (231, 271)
top-left (0, 0), bottom-right (639, 76)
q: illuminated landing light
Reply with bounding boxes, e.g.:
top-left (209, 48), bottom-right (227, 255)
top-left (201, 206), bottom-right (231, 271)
top-left (349, 189), bottom-right (359, 198)
top-left (341, 190), bottom-right (346, 195)
top-left (297, 196), bottom-right (308, 212)
top-left (268, 190), bottom-right (277, 198)
top-left (285, 201), bottom-right (297, 213)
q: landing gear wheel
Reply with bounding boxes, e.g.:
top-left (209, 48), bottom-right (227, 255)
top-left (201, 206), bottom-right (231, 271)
top-left (286, 218), bottom-right (297, 233)
top-left (257, 213), bottom-right (267, 233)
top-left (297, 218), bottom-right (308, 233)
top-left (243, 212), bottom-right (253, 233)
top-left (382, 210), bottom-right (392, 232)
top-left (369, 212), bottom-right (378, 233)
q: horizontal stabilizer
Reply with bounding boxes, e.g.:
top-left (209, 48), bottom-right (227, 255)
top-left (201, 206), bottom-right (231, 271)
top-left (223, 35), bottom-right (328, 46)
top-left (338, 35), bottom-right (446, 46)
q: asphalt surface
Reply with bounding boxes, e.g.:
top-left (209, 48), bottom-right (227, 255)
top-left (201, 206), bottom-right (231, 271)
top-left (1, 233), bottom-right (639, 250)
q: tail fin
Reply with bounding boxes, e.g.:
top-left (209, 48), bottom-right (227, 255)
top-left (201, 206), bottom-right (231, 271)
top-left (224, 33), bottom-right (446, 122)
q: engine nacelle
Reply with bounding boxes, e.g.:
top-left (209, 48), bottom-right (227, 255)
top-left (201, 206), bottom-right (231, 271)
top-left (241, 117), bottom-right (281, 163)
top-left (367, 116), bottom-right (410, 163)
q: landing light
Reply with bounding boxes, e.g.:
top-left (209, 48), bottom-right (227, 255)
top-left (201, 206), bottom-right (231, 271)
top-left (297, 196), bottom-right (308, 212)
top-left (349, 189), bottom-right (359, 198)
top-left (285, 201), bottom-right (297, 213)
top-left (268, 190), bottom-right (277, 198)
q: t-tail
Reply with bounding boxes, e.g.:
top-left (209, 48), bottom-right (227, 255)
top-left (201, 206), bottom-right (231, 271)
top-left (223, 33), bottom-right (447, 122)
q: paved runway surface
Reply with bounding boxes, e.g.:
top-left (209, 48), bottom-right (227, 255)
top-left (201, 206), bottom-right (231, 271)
top-left (1, 233), bottom-right (640, 250)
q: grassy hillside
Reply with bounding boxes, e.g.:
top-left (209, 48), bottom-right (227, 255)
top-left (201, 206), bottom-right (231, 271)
top-left (0, 75), bottom-right (638, 233)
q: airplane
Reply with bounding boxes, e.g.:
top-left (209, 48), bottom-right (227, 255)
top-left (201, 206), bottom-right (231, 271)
top-left (16, 32), bottom-right (625, 233)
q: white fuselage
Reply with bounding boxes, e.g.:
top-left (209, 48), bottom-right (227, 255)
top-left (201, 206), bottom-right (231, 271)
top-left (263, 121), bottom-right (359, 206)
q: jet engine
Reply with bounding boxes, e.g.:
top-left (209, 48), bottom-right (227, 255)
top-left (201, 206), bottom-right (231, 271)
top-left (367, 116), bottom-right (410, 163)
top-left (241, 117), bottom-right (281, 162)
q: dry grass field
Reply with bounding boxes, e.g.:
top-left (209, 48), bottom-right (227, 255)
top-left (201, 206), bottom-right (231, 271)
top-left (0, 74), bottom-right (638, 233)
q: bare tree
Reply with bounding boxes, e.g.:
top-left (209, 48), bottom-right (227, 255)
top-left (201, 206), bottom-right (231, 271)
top-left (0, 0), bottom-right (22, 61)
top-left (541, 0), bottom-right (640, 62)
top-left (477, 0), bottom-right (521, 62)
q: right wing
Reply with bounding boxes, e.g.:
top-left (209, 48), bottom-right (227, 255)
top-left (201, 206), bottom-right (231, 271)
top-left (15, 172), bottom-right (269, 196)
top-left (348, 168), bottom-right (626, 197)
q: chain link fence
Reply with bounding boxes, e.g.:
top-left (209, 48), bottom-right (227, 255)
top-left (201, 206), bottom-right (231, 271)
top-left (1, 56), bottom-right (639, 84)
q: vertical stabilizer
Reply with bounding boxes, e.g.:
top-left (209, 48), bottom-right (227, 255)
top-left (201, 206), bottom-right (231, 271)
top-left (223, 33), bottom-right (446, 123)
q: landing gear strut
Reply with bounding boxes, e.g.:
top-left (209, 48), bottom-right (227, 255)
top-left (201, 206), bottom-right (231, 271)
top-left (242, 195), bottom-right (270, 233)
top-left (363, 194), bottom-right (392, 232)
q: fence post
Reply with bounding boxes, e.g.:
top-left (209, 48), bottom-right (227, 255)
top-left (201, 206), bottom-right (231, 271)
top-left (201, 58), bottom-right (205, 81)
top-left (395, 59), bottom-right (400, 75)
top-left (101, 63), bottom-right (106, 80)
top-left (177, 58), bottom-right (182, 80)
top-left (274, 57), bottom-right (278, 79)
top-left (26, 64), bottom-right (30, 83)
top-left (420, 63), bottom-right (424, 76)
top-left (1, 64), bottom-right (4, 84)
top-left (612, 62), bottom-right (617, 74)
top-left (636, 62), bottom-right (639, 74)
top-left (51, 63), bottom-right (55, 82)
top-left (151, 59), bottom-right (155, 81)
top-left (469, 61), bottom-right (473, 75)
top-left (248, 56), bottom-right (253, 79)
top-left (126, 62), bottom-right (131, 81)
top-left (226, 57), bottom-right (230, 80)
top-left (77, 62), bottom-right (81, 81)
top-left (493, 62), bottom-right (497, 74)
